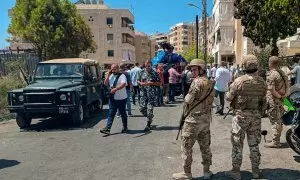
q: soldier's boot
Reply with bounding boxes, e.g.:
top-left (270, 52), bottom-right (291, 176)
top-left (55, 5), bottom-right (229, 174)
top-left (172, 172), bottom-right (192, 180)
top-left (144, 121), bottom-right (151, 132)
top-left (203, 165), bottom-right (213, 180)
top-left (226, 166), bottom-right (241, 180)
top-left (252, 166), bottom-right (261, 179)
top-left (264, 141), bottom-right (281, 148)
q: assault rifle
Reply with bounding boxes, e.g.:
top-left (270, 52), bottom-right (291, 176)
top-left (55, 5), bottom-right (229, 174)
top-left (176, 86), bottom-right (214, 140)
top-left (176, 108), bottom-right (186, 140)
top-left (223, 107), bottom-right (233, 119)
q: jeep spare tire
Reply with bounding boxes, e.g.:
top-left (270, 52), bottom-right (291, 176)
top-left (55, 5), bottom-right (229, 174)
top-left (95, 98), bottom-right (103, 112)
top-left (16, 114), bottom-right (32, 129)
top-left (72, 101), bottom-right (84, 126)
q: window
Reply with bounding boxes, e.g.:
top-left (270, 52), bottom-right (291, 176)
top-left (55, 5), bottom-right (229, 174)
top-left (106, 17), bottom-right (113, 25)
top-left (107, 34), bottom-right (114, 41)
top-left (85, 65), bottom-right (98, 81)
top-left (108, 50), bottom-right (114, 57)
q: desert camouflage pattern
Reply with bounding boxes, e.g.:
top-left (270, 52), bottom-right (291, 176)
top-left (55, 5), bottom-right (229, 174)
top-left (181, 115), bottom-right (212, 173)
top-left (139, 69), bottom-right (160, 122)
top-left (266, 69), bottom-right (288, 143)
top-left (231, 110), bottom-right (262, 168)
top-left (180, 76), bottom-right (214, 173)
top-left (226, 73), bottom-right (266, 169)
top-left (227, 74), bottom-right (267, 111)
top-left (184, 77), bottom-right (214, 123)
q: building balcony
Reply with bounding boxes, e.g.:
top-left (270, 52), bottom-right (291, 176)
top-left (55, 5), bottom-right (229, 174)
top-left (214, 20), bottom-right (235, 30)
top-left (212, 42), bottom-right (234, 55)
top-left (122, 33), bottom-right (134, 46)
top-left (121, 17), bottom-right (134, 34)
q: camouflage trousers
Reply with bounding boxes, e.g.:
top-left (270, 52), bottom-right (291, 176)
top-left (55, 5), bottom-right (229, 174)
top-left (140, 88), bottom-right (155, 122)
top-left (181, 114), bottom-right (212, 173)
top-left (231, 110), bottom-right (261, 169)
top-left (267, 97), bottom-right (284, 144)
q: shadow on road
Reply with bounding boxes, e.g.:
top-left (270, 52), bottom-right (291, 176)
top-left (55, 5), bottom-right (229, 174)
top-left (159, 104), bottom-right (177, 108)
top-left (294, 156), bottom-right (300, 163)
top-left (0, 159), bottom-right (20, 170)
top-left (130, 131), bottom-right (152, 138)
top-left (194, 168), bottom-right (300, 180)
top-left (193, 171), bottom-right (251, 180)
top-left (21, 109), bottom-right (109, 132)
top-left (152, 125), bottom-right (178, 131)
top-left (262, 168), bottom-right (300, 180)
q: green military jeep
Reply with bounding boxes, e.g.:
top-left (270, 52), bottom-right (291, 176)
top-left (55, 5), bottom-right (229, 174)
top-left (7, 58), bottom-right (108, 129)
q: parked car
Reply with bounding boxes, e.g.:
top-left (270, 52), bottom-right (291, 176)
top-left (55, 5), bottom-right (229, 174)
top-left (7, 58), bottom-right (109, 129)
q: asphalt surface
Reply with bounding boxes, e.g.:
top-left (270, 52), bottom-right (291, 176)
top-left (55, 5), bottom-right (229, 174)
top-left (0, 99), bottom-right (300, 180)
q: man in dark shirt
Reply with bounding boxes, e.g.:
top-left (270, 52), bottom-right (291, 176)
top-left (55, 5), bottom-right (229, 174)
top-left (163, 66), bottom-right (170, 104)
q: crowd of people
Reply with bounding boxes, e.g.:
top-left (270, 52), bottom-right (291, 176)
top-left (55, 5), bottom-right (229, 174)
top-left (99, 54), bottom-right (295, 179)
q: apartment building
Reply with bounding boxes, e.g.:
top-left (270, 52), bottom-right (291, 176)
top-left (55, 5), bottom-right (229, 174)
top-left (134, 32), bottom-right (156, 65)
top-left (169, 23), bottom-right (195, 53)
top-left (278, 28), bottom-right (300, 57)
top-left (149, 33), bottom-right (168, 45)
top-left (75, 0), bottom-right (135, 65)
top-left (200, 17), bottom-right (214, 57)
top-left (211, 0), bottom-right (235, 64)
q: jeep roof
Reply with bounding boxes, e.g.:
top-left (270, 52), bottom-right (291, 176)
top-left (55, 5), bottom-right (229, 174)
top-left (40, 58), bottom-right (99, 65)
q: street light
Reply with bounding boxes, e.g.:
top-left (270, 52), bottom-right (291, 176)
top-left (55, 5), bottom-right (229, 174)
top-left (188, 3), bottom-right (202, 10)
top-left (188, 1), bottom-right (207, 66)
top-left (188, 3), bottom-right (201, 59)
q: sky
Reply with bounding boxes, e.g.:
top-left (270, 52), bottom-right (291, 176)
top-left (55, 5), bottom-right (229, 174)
top-left (0, 0), bottom-right (213, 48)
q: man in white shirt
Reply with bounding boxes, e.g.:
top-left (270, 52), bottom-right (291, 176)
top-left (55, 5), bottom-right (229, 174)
top-left (100, 64), bottom-right (128, 135)
top-left (130, 63), bottom-right (142, 105)
top-left (211, 64), bottom-right (218, 80)
top-left (214, 61), bottom-right (231, 115)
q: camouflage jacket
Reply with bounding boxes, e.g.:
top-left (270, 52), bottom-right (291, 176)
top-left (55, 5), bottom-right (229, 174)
top-left (139, 69), bottom-right (160, 92)
top-left (226, 74), bottom-right (267, 111)
top-left (266, 69), bottom-right (289, 99)
top-left (184, 76), bottom-right (214, 123)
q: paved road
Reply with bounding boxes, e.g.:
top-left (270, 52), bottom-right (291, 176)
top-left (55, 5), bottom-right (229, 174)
top-left (0, 101), bottom-right (300, 180)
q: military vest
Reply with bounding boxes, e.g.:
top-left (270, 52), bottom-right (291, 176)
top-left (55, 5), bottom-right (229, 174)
top-left (233, 75), bottom-right (266, 110)
top-left (188, 77), bottom-right (215, 114)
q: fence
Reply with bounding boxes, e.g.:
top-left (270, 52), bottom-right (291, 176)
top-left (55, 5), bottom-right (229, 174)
top-left (0, 53), bottom-right (40, 77)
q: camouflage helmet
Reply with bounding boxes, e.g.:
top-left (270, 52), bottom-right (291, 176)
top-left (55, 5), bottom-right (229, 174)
top-left (188, 59), bottom-right (206, 70)
top-left (242, 54), bottom-right (258, 70)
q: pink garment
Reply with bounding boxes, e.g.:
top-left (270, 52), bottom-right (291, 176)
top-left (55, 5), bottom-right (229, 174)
top-left (168, 68), bottom-right (181, 84)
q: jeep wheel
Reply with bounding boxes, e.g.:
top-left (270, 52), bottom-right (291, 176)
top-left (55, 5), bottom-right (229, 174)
top-left (16, 114), bottom-right (32, 129)
top-left (94, 98), bottom-right (103, 112)
top-left (72, 101), bottom-right (84, 126)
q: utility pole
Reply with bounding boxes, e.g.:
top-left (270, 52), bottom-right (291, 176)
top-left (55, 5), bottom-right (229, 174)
top-left (196, 15), bottom-right (199, 58)
top-left (202, 0), bottom-right (207, 66)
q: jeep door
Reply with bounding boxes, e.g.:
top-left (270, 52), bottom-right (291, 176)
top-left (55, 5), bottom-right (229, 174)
top-left (85, 65), bottom-right (102, 105)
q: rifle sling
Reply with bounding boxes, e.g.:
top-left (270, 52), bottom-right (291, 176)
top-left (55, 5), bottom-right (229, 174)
top-left (276, 69), bottom-right (287, 95)
top-left (183, 85), bottom-right (214, 120)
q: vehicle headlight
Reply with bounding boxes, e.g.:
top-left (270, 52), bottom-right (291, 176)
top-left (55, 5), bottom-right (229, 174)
top-left (18, 95), bottom-right (24, 102)
top-left (60, 94), bottom-right (67, 101)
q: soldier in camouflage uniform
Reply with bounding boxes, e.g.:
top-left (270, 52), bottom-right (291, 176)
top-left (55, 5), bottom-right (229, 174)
top-left (138, 60), bottom-right (161, 132)
top-left (226, 55), bottom-right (267, 180)
top-left (173, 59), bottom-right (214, 180)
top-left (265, 56), bottom-right (289, 148)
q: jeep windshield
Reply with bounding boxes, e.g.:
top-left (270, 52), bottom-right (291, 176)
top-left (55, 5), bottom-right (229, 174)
top-left (34, 63), bottom-right (84, 79)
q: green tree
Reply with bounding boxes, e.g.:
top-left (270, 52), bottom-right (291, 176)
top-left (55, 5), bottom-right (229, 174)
top-left (207, 56), bottom-right (214, 64)
top-left (8, 0), bottom-right (96, 61)
top-left (181, 42), bottom-right (203, 63)
top-left (234, 0), bottom-right (299, 56)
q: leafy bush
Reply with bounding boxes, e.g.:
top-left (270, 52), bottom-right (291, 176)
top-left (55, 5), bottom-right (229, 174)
top-left (0, 76), bottom-right (25, 121)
